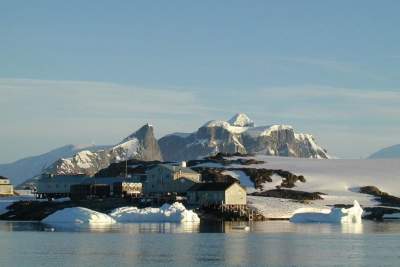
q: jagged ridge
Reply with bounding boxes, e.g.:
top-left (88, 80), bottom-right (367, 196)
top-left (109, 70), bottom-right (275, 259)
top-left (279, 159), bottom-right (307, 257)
top-left (159, 113), bottom-right (329, 161)
top-left (48, 124), bottom-right (163, 176)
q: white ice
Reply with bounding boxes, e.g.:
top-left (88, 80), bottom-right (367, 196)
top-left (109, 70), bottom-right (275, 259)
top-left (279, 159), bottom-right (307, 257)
top-left (41, 207), bottom-right (116, 225)
top-left (109, 202), bottom-right (200, 223)
top-left (290, 200), bottom-right (363, 223)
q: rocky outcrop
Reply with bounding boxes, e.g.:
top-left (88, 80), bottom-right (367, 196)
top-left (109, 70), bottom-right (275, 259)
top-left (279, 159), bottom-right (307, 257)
top-left (250, 189), bottom-right (323, 201)
top-left (159, 113), bottom-right (329, 162)
top-left (48, 124), bottom-right (163, 176)
top-left (359, 186), bottom-right (400, 207)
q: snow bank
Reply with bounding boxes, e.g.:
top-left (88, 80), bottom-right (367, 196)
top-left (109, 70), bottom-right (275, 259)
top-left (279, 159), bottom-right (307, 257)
top-left (110, 202), bottom-right (200, 223)
top-left (290, 200), bottom-right (363, 223)
top-left (42, 207), bottom-right (116, 225)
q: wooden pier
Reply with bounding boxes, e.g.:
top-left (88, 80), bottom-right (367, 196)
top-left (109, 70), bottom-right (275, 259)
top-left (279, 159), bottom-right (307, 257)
top-left (202, 204), bottom-right (265, 221)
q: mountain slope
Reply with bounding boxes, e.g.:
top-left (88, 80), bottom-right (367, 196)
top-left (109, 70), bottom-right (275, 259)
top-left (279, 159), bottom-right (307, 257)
top-left (48, 124), bottom-right (163, 176)
top-left (0, 144), bottom-right (107, 186)
top-left (368, 144), bottom-right (400, 159)
top-left (159, 113), bottom-right (329, 162)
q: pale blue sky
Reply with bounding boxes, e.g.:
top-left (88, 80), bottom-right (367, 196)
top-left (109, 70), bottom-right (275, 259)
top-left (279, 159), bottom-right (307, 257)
top-left (1, 1), bottom-right (400, 162)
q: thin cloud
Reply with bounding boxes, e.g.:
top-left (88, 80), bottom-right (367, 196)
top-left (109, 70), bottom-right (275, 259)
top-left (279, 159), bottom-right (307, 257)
top-left (0, 78), bottom-right (212, 118)
top-left (275, 57), bottom-right (390, 82)
top-left (1, 79), bottom-right (399, 161)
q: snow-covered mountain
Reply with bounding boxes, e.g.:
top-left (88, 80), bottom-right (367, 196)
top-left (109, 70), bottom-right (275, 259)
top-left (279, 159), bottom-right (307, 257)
top-left (368, 144), bottom-right (400, 159)
top-left (159, 113), bottom-right (329, 161)
top-left (48, 124), bottom-right (163, 176)
top-left (2, 114), bottom-right (329, 186)
top-left (0, 144), bottom-right (108, 186)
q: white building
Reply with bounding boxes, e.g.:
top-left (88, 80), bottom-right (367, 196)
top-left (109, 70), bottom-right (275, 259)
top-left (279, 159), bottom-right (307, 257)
top-left (0, 176), bottom-right (13, 195)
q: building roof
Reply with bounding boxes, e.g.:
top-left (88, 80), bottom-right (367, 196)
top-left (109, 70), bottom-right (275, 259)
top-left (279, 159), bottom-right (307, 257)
top-left (0, 176), bottom-right (9, 180)
top-left (81, 177), bottom-right (138, 185)
top-left (38, 174), bottom-right (90, 184)
top-left (188, 182), bottom-right (240, 192)
top-left (155, 164), bottom-right (199, 174)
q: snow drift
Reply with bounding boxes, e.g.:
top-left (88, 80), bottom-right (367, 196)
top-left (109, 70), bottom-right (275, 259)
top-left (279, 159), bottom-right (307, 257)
top-left (42, 207), bottom-right (116, 225)
top-left (110, 202), bottom-right (200, 223)
top-left (290, 200), bottom-right (363, 223)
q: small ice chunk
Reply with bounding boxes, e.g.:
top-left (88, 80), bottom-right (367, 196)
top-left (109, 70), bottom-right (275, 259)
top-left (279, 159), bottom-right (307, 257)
top-left (290, 200), bottom-right (363, 223)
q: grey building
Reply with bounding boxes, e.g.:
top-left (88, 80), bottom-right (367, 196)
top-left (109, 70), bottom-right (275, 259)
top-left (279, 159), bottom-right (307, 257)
top-left (144, 163), bottom-right (201, 194)
top-left (36, 174), bottom-right (90, 198)
top-left (187, 182), bottom-right (247, 206)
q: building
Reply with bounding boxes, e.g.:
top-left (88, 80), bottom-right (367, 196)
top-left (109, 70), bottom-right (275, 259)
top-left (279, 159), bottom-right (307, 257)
top-left (144, 162), bottom-right (201, 194)
top-left (113, 181), bottom-right (142, 197)
top-left (36, 174), bottom-right (143, 199)
top-left (0, 176), bottom-right (13, 195)
top-left (81, 177), bottom-right (142, 197)
top-left (36, 174), bottom-right (90, 199)
top-left (187, 182), bottom-right (247, 206)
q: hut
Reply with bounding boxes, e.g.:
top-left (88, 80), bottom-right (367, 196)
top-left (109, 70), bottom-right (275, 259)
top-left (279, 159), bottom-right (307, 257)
top-left (187, 181), bottom-right (247, 207)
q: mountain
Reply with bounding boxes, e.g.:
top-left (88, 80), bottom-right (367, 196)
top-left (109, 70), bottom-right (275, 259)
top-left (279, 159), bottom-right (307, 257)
top-left (47, 124), bottom-right (163, 176)
top-left (159, 113), bottom-right (329, 161)
top-left (0, 144), bottom-right (107, 186)
top-left (4, 115), bottom-right (329, 186)
top-left (368, 144), bottom-right (400, 159)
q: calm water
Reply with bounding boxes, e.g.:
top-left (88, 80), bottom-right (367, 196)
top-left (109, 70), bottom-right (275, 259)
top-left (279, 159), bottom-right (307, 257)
top-left (1, 220), bottom-right (400, 267)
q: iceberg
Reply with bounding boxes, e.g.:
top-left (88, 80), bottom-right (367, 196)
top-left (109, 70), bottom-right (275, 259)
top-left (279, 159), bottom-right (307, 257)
top-left (41, 207), bottom-right (116, 225)
top-left (109, 202), bottom-right (200, 223)
top-left (290, 200), bottom-right (363, 223)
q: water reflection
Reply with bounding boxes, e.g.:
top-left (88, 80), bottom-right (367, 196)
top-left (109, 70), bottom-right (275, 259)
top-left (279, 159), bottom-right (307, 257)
top-left (341, 222), bottom-right (364, 234)
top-left (1, 221), bottom-right (400, 267)
top-left (1, 220), bottom-right (400, 234)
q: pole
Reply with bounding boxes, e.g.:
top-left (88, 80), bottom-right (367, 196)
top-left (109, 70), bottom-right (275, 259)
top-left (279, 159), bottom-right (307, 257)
top-left (125, 159), bottom-right (128, 179)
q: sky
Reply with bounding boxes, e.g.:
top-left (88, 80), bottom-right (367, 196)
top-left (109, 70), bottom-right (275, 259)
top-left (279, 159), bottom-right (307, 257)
top-left (1, 1), bottom-right (400, 163)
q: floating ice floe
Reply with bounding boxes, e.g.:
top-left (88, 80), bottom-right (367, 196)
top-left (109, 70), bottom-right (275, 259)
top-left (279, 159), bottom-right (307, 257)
top-left (290, 200), bottom-right (363, 223)
top-left (41, 207), bottom-right (116, 225)
top-left (109, 202), bottom-right (200, 223)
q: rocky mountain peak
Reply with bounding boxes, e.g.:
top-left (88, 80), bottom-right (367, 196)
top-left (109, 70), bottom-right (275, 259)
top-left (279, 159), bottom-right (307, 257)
top-left (159, 115), bottom-right (330, 161)
top-left (48, 124), bottom-right (162, 176)
top-left (228, 113), bottom-right (254, 127)
top-left (123, 123), bottom-right (154, 143)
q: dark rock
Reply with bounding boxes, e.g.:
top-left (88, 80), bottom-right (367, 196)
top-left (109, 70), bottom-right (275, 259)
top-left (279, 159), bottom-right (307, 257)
top-left (359, 186), bottom-right (388, 197)
top-left (363, 206), bottom-right (400, 221)
top-left (194, 168), bottom-right (238, 184)
top-left (229, 168), bottom-right (306, 190)
top-left (250, 189), bottom-right (323, 201)
top-left (359, 186), bottom-right (400, 207)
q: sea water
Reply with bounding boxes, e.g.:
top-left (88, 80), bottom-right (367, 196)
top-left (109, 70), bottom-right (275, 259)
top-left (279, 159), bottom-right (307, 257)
top-left (0, 220), bottom-right (400, 267)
